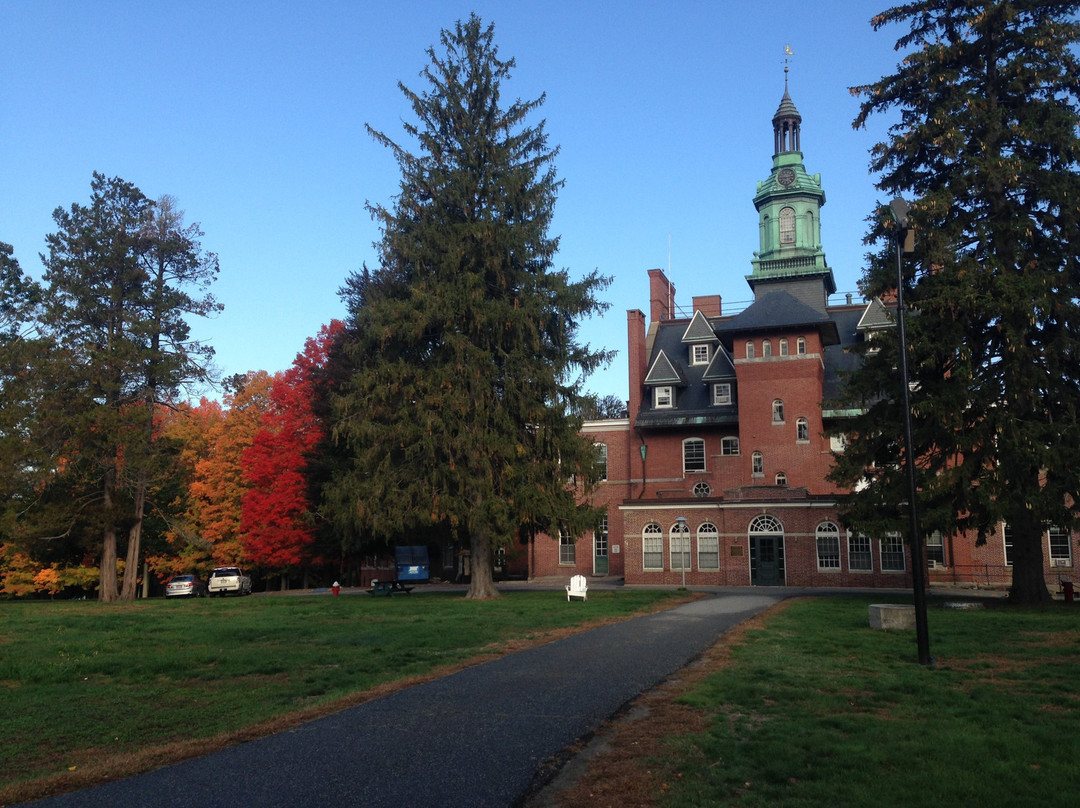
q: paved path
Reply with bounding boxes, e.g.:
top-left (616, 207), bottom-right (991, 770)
top-left (22, 592), bottom-right (782, 808)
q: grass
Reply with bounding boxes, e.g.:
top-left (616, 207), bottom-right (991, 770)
top-left (0, 588), bottom-right (686, 802)
top-left (654, 596), bottom-right (1080, 808)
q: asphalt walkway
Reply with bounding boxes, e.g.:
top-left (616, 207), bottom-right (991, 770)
top-left (22, 591), bottom-right (782, 808)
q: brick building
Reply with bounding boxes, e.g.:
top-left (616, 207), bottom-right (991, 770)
top-left (523, 77), bottom-right (1078, 590)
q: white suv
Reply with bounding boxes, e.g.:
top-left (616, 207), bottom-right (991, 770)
top-left (207, 566), bottom-right (252, 597)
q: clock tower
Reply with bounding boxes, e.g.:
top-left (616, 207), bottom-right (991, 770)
top-left (748, 66), bottom-right (835, 299)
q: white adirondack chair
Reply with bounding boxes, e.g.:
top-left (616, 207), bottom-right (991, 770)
top-left (566, 574), bottom-right (588, 601)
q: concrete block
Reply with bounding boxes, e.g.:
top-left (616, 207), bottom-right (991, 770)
top-left (868, 603), bottom-right (916, 630)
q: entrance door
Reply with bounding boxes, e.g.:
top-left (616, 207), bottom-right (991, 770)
top-left (751, 536), bottom-right (784, 586)
top-left (594, 517), bottom-right (609, 575)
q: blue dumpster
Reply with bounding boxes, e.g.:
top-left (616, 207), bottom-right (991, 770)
top-left (394, 546), bottom-right (430, 582)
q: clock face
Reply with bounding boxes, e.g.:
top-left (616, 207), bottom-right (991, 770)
top-left (778, 168), bottom-right (796, 187)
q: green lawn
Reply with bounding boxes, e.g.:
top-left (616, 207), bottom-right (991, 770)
top-left (658, 596), bottom-right (1080, 808)
top-left (0, 588), bottom-right (683, 801)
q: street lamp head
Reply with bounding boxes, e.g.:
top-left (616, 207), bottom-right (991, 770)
top-left (889, 197), bottom-right (909, 227)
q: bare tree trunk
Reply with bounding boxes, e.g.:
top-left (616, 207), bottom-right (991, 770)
top-left (120, 471), bottom-right (147, 601)
top-left (465, 528), bottom-right (500, 600)
top-left (99, 472), bottom-right (120, 602)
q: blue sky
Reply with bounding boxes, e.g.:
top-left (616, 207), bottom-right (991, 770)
top-left (2, 1), bottom-right (904, 403)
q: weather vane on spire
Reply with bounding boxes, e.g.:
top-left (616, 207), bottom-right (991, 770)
top-left (784, 44), bottom-right (794, 88)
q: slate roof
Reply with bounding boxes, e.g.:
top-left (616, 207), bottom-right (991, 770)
top-left (634, 294), bottom-right (875, 430)
top-left (716, 290), bottom-right (839, 345)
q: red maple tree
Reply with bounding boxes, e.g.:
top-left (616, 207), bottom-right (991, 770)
top-left (240, 322), bottom-right (343, 570)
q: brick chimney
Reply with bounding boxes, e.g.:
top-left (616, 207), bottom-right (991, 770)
top-left (626, 309), bottom-right (647, 425)
top-left (692, 295), bottom-right (722, 318)
top-left (647, 268), bottom-right (675, 323)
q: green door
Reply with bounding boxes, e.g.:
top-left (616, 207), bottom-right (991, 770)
top-left (751, 536), bottom-right (784, 586)
top-left (594, 519), bottom-right (609, 575)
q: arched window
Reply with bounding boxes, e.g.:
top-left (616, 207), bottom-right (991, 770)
top-left (796, 418), bottom-right (809, 442)
top-left (683, 438), bottom-right (706, 473)
top-left (772, 399), bottom-right (785, 423)
top-left (642, 523), bottom-right (663, 570)
top-left (749, 514), bottom-right (784, 534)
top-left (752, 451), bottom-right (764, 475)
top-left (670, 521), bottom-right (691, 571)
top-left (816, 522), bottom-right (841, 569)
top-left (762, 340), bottom-right (772, 357)
top-left (745, 340), bottom-right (755, 359)
top-left (775, 472), bottom-right (787, 486)
top-left (797, 337), bottom-right (807, 355)
top-left (698, 522), bottom-right (720, 570)
top-left (779, 206), bottom-right (796, 245)
top-left (779, 338), bottom-right (789, 356)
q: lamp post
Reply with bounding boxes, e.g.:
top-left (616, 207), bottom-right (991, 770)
top-left (676, 516), bottom-right (688, 589)
top-left (889, 198), bottom-right (932, 666)
top-left (638, 443), bottom-right (647, 499)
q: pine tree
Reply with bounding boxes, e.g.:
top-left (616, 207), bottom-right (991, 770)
top-left (831, 2), bottom-right (1080, 603)
top-left (39, 174), bottom-right (220, 601)
top-left (327, 15), bottom-right (611, 599)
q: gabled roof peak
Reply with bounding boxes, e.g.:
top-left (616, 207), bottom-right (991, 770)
top-left (681, 310), bottom-right (719, 344)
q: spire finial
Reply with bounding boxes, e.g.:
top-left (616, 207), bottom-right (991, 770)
top-left (784, 44), bottom-right (793, 91)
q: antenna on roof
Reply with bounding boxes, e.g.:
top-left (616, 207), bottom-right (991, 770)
top-left (667, 233), bottom-right (673, 318)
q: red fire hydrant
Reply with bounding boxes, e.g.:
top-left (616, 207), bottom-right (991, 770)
top-left (332, 581), bottom-right (341, 597)
top-left (1062, 580), bottom-right (1074, 603)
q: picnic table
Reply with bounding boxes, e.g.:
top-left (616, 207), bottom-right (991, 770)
top-left (369, 579), bottom-right (414, 596)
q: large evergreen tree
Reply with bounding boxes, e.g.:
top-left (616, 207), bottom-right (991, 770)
top-left (830, 2), bottom-right (1080, 603)
top-left (39, 174), bottom-right (220, 601)
top-left (327, 15), bottom-right (611, 599)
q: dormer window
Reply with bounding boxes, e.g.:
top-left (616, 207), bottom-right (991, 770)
top-left (654, 386), bottom-right (673, 408)
top-left (712, 383), bottom-right (732, 405)
top-left (691, 344), bottom-right (711, 365)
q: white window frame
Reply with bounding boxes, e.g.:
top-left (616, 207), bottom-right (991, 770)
top-left (670, 521), bottom-right (691, 571)
top-left (849, 533), bottom-right (873, 571)
top-left (1003, 524), bottom-right (1013, 567)
top-left (779, 338), bottom-right (789, 356)
top-left (1048, 526), bottom-right (1073, 567)
top-left (796, 417), bottom-right (810, 442)
top-left (926, 530), bottom-right (945, 566)
top-left (712, 383), bottom-right (732, 405)
top-left (594, 442), bottom-right (608, 481)
top-left (683, 438), bottom-right (706, 473)
top-left (559, 528), bottom-right (576, 565)
top-left (775, 472), bottom-right (787, 486)
top-left (691, 344), bottom-right (711, 365)
top-left (751, 451), bottom-right (764, 476)
top-left (745, 340), bottom-right (755, 359)
top-left (762, 340), bottom-right (772, 357)
top-left (816, 522), bottom-right (841, 570)
top-left (698, 522), bottom-right (720, 570)
top-left (643, 523), bottom-right (664, 570)
top-left (881, 533), bottom-right (906, 572)
top-left (654, 386), bottom-right (673, 408)
top-left (797, 336), bottom-right (807, 355)
top-left (772, 399), bottom-right (785, 424)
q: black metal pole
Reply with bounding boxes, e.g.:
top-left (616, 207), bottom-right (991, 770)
top-left (892, 201), bottom-right (932, 666)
